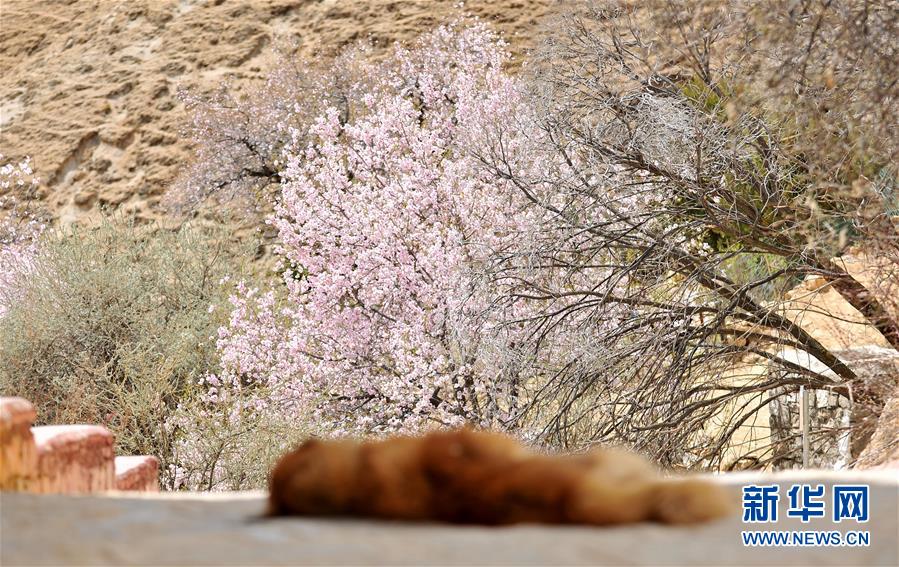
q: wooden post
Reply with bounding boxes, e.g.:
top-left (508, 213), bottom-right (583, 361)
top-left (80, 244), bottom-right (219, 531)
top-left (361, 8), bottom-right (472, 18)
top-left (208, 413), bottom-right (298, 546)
top-left (800, 386), bottom-right (810, 468)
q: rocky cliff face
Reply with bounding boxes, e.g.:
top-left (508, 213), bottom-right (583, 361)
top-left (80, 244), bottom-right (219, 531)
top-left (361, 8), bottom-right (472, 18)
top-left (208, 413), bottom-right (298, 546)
top-left (0, 0), bottom-right (550, 226)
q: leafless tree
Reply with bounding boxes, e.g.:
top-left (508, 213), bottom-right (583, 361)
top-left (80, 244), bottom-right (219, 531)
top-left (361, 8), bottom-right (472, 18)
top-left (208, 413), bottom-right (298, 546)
top-left (478, 0), bottom-right (898, 469)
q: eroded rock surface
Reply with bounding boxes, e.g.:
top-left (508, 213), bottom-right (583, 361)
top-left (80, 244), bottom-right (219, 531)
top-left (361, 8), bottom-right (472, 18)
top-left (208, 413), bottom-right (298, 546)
top-left (0, 0), bottom-right (550, 226)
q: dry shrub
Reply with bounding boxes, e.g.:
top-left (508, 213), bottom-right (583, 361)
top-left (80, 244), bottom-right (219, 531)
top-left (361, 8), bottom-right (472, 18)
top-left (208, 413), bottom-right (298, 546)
top-left (0, 217), bottom-right (295, 489)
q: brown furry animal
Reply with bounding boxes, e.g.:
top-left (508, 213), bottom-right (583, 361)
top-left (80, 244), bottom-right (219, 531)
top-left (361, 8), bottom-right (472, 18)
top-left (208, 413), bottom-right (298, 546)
top-left (268, 429), bottom-right (735, 525)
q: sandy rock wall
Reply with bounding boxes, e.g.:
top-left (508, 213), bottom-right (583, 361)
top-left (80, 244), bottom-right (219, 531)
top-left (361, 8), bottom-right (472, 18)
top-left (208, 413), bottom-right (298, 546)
top-left (855, 383), bottom-right (899, 469)
top-left (0, 0), bottom-right (551, 227)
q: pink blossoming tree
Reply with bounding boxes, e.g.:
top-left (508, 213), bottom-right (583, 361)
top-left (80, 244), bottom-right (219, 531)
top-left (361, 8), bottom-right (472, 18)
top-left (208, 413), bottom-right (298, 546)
top-left (213, 23), bottom-right (535, 435)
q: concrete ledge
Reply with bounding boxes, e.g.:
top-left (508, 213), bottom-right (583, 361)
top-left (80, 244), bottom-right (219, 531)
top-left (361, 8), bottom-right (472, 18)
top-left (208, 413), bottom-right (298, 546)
top-left (1, 473), bottom-right (895, 566)
top-left (31, 425), bottom-right (115, 494)
top-left (0, 397), bottom-right (38, 490)
top-left (115, 456), bottom-right (159, 492)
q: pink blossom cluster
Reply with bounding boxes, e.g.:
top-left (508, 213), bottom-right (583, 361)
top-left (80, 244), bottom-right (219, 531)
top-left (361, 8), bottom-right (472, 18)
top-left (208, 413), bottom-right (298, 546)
top-left (0, 156), bottom-right (42, 319)
top-left (214, 23), bottom-right (536, 434)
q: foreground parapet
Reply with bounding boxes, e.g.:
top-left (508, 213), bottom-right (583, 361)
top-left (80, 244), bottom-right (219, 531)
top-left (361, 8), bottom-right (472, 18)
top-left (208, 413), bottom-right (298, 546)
top-left (0, 397), bottom-right (37, 491)
top-left (2, 471), bottom-right (896, 566)
top-left (0, 397), bottom-right (158, 494)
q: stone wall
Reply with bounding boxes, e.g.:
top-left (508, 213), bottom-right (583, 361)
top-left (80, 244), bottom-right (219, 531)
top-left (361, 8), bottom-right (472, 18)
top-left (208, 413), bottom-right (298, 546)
top-left (769, 387), bottom-right (852, 470)
top-left (767, 346), bottom-right (899, 470)
top-left (0, 397), bottom-right (158, 493)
